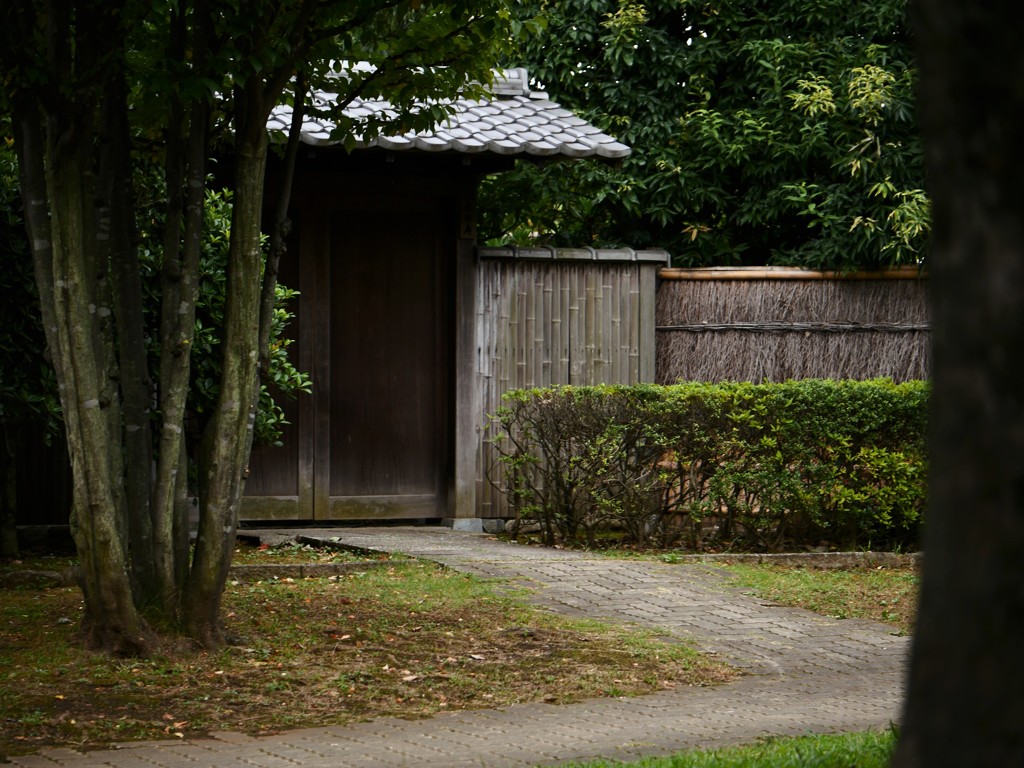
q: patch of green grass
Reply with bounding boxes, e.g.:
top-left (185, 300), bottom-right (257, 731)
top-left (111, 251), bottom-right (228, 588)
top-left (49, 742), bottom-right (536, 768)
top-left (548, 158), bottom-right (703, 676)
top-left (719, 564), bottom-right (918, 634)
top-left (561, 728), bottom-right (897, 767)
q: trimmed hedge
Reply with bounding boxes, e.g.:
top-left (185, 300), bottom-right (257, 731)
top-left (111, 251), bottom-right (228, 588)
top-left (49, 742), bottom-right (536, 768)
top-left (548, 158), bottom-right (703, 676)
top-left (489, 380), bottom-right (928, 551)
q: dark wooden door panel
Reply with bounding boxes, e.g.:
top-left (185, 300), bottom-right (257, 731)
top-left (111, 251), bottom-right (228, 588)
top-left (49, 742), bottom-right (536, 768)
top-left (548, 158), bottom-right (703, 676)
top-left (327, 210), bottom-right (447, 506)
top-left (243, 217), bottom-right (303, 514)
top-left (242, 190), bottom-right (454, 522)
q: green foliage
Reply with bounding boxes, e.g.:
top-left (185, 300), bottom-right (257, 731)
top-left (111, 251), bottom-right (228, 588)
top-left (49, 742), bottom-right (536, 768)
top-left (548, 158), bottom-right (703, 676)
top-left (188, 189), bottom-right (311, 447)
top-left (563, 728), bottom-right (897, 767)
top-left (480, 0), bottom-right (927, 270)
top-left (0, 153), bottom-right (308, 452)
top-left (137, 185), bottom-right (310, 447)
top-left (493, 385), bottom-right (669, 546)
top-left (489, 380), bottom-right (928, 551)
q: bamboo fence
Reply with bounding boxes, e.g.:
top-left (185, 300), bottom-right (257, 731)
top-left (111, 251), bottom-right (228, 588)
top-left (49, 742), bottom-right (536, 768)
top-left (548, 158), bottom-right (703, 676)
top-left (475, 247), bottom-right (666, 519)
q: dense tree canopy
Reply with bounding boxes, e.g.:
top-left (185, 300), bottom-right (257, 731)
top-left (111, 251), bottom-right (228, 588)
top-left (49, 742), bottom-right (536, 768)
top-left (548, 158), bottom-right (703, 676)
top-left (480, 0), bottom-right (928, 269)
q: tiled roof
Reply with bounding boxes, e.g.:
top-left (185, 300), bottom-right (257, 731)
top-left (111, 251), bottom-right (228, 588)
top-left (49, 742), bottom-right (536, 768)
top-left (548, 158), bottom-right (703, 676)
top-left (266, 67), bottom-right (631, 160)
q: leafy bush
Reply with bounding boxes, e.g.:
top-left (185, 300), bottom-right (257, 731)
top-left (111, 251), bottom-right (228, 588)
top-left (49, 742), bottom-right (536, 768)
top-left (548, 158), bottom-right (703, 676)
top-left (494, 386), bottom-right (669, 547)
top-left (489, 380), bottom-right (928, 551)
top-left (137, 185), bottom-right (310, 447)
top-left (1, 157), bottom-right (308, 491)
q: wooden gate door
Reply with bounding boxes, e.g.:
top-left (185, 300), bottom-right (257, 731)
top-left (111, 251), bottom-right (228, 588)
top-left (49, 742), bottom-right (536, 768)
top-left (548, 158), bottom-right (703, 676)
top-left (243, 192), bottom-right (453, 522)
top-left (319, 206), bottom-right (451, 520)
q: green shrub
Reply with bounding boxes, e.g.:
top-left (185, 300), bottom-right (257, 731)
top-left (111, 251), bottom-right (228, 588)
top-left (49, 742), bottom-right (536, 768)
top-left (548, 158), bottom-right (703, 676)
top-left (494, 385), bottom-right (670, 547)
top-left (489, 380), bottom-right (928, 551)
top-left (137, 185), bottom-right (311, 448)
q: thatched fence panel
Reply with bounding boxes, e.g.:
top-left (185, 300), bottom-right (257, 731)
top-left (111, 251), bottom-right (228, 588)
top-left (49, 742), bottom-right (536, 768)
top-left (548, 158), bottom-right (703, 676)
top-left (656, 267), bottom-right (930, 383)
top-left (475, 247), bottom-right (667, 519)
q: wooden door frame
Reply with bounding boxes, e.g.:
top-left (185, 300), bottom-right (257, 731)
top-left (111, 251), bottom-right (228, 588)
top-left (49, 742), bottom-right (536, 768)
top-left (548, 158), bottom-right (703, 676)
top-left (242, 163), bottom-right (483, 523)
top-left (319, 198), bottom-right (453, 520)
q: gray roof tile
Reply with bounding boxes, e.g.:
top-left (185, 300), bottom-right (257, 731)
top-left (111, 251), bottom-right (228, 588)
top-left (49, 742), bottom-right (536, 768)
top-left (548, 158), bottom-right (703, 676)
top-left (269, 67), bottom-right (630, 160)
top-left (452, 138), bottom-right (488, 153)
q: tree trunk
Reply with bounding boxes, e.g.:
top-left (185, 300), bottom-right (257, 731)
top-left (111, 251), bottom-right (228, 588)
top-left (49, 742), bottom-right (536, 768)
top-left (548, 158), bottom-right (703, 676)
top-left (894, 2), bottom-right (1024, 764)
top-left (98, 44), bottom-right (156, 605)
top-left (47, 124), bottom-right (148, 656)
top-left (185, 106), bottom-right (269, 648)
top-left (260, 71), bottom-right (306, 362)
top-left (150, 3), bottom-right (211, 620)
top-left (0, 427), bottom-right (19, 559)
top-left (11, 1), bottom-right (150, 656)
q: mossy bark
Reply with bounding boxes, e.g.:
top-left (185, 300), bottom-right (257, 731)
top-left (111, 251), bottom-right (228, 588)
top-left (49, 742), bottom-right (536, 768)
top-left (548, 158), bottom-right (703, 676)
top-left (185, 98), bottom-right (269, 647)
top-left (47, 119), bottom-right (149, 657)
top-left (11, 3), bottom-right (149, 656)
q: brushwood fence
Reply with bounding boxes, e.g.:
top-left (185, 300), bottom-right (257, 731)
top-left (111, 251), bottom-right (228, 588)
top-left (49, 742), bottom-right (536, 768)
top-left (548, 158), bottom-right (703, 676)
top-left (655, 266), bottom-right (930, 383)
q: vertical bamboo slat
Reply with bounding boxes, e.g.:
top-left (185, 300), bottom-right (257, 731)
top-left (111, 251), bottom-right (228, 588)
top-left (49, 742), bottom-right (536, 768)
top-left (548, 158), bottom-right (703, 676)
top-left (584, 269), bottom-right (597, 385)
top-left (556, 267), bottom-right (570, 385)
top-left (628, 268), bottom-right (641, 381)
top-left (475, 251), bottom-right (666, 519)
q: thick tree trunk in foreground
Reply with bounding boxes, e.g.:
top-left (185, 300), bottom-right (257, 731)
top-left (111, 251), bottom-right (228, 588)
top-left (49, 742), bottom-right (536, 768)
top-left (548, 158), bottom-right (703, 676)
top-left (45, 118), bottom-right (148, 656)
top-left (894, 2), bottom-right (1024, 764)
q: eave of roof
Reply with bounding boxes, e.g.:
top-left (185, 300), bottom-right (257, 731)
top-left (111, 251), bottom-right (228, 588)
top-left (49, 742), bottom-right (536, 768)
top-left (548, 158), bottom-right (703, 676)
top-left (266, 67), bottom-right (631, 161)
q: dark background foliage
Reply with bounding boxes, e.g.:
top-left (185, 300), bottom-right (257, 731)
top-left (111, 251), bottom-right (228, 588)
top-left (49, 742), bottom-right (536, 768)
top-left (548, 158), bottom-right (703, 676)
top-left (479, 0), bottom-right (927, 270)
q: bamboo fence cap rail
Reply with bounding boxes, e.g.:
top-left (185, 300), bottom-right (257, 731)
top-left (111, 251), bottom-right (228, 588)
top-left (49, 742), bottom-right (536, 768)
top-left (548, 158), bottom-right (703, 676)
top-left (658, 265), bottom-right (927, 281)
top-left (478, 246), bottom-right (670, 263)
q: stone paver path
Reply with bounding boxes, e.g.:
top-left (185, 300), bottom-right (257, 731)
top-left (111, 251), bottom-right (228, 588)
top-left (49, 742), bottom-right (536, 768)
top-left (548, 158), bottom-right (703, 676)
top-left (9, 527), bottom-right (908, 767)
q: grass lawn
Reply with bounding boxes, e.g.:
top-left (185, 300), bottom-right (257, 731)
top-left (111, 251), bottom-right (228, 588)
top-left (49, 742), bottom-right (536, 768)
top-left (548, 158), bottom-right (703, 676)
top-left (717, 563), bottom-right (918, 635)
top-left (560, 728), bottom-right (897, 767)
top-left (0, 556), bottom-right (733, 758)
top-left (1, 540), bottom-right (916, 761)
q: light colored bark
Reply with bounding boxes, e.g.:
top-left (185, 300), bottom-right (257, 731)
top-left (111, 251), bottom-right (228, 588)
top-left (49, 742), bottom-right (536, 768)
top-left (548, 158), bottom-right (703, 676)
top-left (46, 121), bottom-right (148, 655)
top-left (9, 2), bottom-right (150, 655)
top-left (185, 106), bottom-right (269, 646)
top-left (150, 6), bottom-right (212, 618)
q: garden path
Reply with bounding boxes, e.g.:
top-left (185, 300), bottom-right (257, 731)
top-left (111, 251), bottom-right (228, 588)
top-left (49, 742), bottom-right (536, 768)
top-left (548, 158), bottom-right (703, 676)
top-left (10, 526), bottom-right (907, 768)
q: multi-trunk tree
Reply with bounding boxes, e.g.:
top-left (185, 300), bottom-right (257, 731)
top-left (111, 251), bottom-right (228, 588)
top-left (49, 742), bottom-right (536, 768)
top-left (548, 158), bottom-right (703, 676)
top-left (1, 0), bottom-right (511, 654)
top-left (480, 0), bottom-right (927, 269)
